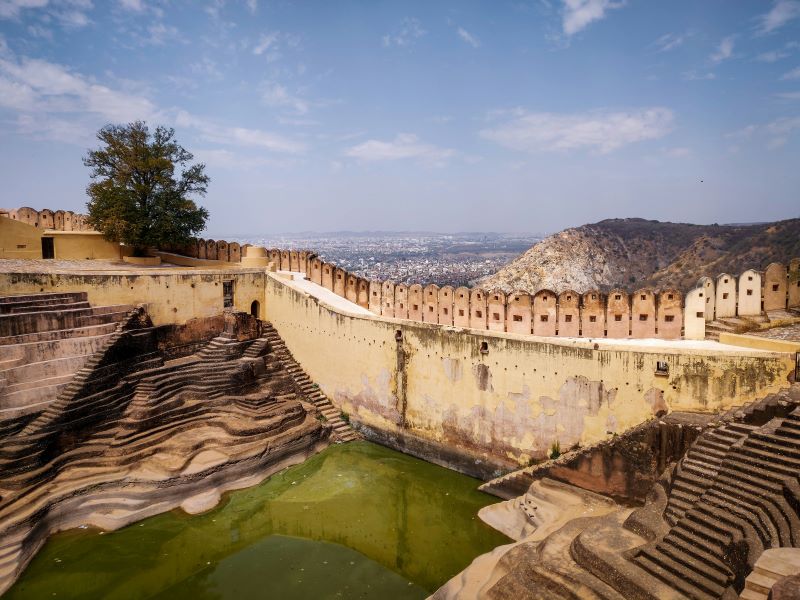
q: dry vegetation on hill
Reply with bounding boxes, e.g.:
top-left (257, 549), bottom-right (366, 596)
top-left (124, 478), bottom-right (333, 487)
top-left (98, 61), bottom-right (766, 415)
top-left (480, 217), bottom-right (800, 293)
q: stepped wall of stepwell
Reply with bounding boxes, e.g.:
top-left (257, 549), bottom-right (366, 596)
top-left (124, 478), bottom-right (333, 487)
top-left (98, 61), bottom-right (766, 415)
top-left (263, 272), bottom-right (795, 476)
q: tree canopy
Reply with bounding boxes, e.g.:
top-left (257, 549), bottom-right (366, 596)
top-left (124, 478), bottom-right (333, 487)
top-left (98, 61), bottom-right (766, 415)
top-left (84, 121), bottom-right (210, 256)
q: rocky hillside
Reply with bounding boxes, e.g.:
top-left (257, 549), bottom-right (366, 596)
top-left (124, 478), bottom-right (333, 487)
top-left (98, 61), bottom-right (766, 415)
top-left (479, 217), bottom-right (800, 293)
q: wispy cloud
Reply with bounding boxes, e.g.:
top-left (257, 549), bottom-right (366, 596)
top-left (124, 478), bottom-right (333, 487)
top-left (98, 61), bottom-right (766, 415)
top-left (345, 133), bottom-right (453, 164)
top-left (0, 49), bottom-right (306, 155)
top-left (653, 31), bottom-right (687, 52)
top-left (561, 0), bottom-right (624, 36)
top-left (253, 31), bottom-right (278, 55)
top-left (457, 26), bottom-right (480, 48)
top-left (118, 0), bottom-right (144, 11)
top-left (683, 70), bottom-right (716, 81)
top-left (0, 0), bottom-right (49, 20)
top-left (756, 49), bottom-right (791, 62)
top-left (175, 111), bottom-right (307, 154)
top-left (0, 0), bottom-right (93, 27)
top-left (775, 91), bottom-right (800, 100)
top-left (144, 21), bottom-right (180, 45)
top-left (0, 55), bottom-right (157, 122)
top-left (480, 107), bottom-right (674, 154)
top-left (664, 146), bottom-right (691, 158)
top-left (261, 81), bottom-right (309, 115)
top-left (726, 117), bottom-right (800, 149)
top-left (382, 18), bottom-right (426, 47)
top-left (252, 31), bottom-right (298, 62)
top-left (709, 36), bottom-right (734, 64)
top-left (195, 148), bottom-right (297, 171)
top-left (756, 0), bottom-right (800, 35)
top-left (781, 66), bottom-right (800, 80)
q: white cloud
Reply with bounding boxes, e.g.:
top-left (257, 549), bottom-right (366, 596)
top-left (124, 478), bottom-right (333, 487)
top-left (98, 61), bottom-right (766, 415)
top-left (457, 27), bottom-right (480, 48)
top-left (0, 51), bottom-right (306, 155)
top-left (345, 133), bottom-right (453, 164)
top-left (382, 18), bottom-right (426, 47)
top-left (480, 107), bottom-right (674, 154)
top-left (0, 0), bottom-right (48, 19)
top-left (709, 36), bottom-right (734, 64)
top-left (756, 0), bottom-right (800, 35)
top-left (726, 117), bottom-right (800, 149)
top-left (246, 0), bottom-right (256, 13)
top-left (683, 70), bottom-right (716, 81)
top-left (781, 66), bottom-right (800, 80)
top-left (725, 124), bottom-right (758, 139)
top-left (175, 111), bottom-right (307, 154)
top-left (195, 148), bottom-right (296, 170)
top-left (756, 49), bottom-right (791, 62)
top-left (252, 31), bottom-right (298, 62)
top-left (766, 115), bottom-right (800, 135)
top-left (253, 31), bottom-right (279, 55)
top-left (118, 0), bottom-right (144, 11)
top-left (27, 23), bottom-right (53, 39)
top-left (144, 22), bottom-right (180, 45)
top-left (261, 81), bottom-right (309, 115)
top-left (0, 56), bottom-right (157, 121)
top-left (0, 0), bottom-right (92, 26)
top-left (776, 91), bottom-right (800, 100)
top-left (653, 32), bottom-right (686, 52)
top-left (665, 146), bottom-right (691, 158)
top-left (561, 0), bottom-right (624, 36)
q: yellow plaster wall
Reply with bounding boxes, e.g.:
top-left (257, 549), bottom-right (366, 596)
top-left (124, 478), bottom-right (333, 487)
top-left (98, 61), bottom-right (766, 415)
top-left (0, 269), bottom-right (266, 326)
top-left (264, 273), bottom-right (795, 468)
top-left (0, 216), bottom-right (43, 259)
top-left (50, 232), bottom-right (128, 260)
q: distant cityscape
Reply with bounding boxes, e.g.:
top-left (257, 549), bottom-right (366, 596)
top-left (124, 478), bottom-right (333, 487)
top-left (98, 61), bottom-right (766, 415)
top-left (226, 232), bottom-right (543, 287)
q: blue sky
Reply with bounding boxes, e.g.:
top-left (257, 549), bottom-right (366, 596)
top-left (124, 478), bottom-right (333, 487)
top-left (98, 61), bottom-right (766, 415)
top-left (0, 0), bottom-right (798, 236)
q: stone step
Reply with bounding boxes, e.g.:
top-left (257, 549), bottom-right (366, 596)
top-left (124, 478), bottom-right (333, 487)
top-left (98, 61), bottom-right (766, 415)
top-left (745, 571), bottom-right (778, 596)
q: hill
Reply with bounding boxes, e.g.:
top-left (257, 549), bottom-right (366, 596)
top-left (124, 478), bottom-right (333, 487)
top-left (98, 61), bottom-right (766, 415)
top-left (478, 217), bottom-right (800, 293)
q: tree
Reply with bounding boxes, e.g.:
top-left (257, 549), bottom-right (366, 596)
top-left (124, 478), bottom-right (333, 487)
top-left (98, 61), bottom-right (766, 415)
top-left (84, 121), bottom-right (210, 256)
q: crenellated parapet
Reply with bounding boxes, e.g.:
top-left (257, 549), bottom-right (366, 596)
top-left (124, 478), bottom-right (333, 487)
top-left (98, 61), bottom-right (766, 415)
top-left (3, 206), bottom-right (95, 231)
top-left (265, 250), bottom-right (800, 341)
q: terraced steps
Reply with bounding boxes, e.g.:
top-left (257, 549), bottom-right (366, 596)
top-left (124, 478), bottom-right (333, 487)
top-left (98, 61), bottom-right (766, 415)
top-left (0, 294), bottom-right (139, 419)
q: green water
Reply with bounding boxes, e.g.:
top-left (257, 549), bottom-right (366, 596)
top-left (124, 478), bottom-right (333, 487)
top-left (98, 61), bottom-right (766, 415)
top-left (7, 441), bottom-right (509, 599)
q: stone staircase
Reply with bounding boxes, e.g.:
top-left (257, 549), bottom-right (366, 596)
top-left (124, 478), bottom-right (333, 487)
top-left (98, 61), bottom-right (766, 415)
top-left (705, 311), bottom-right (798, 341)
top-left (462, 385), bottom-right (800, 600)
top-left (740, 549), bottom-right (800, 600)
top-left (261, 322), bottom-right (358, 442)
top-left (478, 465), bottom-right (536, 500)
top-left (628, 387), bottom-right (800, 599)
top-left (0, 292), bottom-right (133, 418)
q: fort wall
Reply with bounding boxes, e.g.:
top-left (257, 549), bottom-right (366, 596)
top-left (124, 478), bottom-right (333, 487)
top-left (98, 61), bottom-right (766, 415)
top-left (276, 254), bottom-right (800, 342)
top-left (263, 272), bottom-right (795, 475)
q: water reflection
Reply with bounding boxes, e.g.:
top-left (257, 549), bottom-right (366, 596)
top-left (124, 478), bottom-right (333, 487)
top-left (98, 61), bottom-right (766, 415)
top-left (8, 441), bottom-right (508, 598)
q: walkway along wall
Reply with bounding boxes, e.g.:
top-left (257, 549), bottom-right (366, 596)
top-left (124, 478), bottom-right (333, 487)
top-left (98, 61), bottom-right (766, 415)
top-left (263, 272), bottom-right (796, 478)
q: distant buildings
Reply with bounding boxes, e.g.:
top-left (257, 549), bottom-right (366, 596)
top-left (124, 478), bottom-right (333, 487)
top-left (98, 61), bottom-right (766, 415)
top-left (228, 232), bottom-right (541, 287)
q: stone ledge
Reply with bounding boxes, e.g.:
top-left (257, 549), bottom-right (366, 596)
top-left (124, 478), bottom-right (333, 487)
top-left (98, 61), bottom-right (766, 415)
top-left (123, 255), bottom-right (161, 266)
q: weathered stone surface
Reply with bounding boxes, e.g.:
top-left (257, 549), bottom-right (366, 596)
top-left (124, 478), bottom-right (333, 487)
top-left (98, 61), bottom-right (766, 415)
top-left (0, 302), bottom-right (344, 595)
top-left (437, 385), bottom-right (800, 600)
